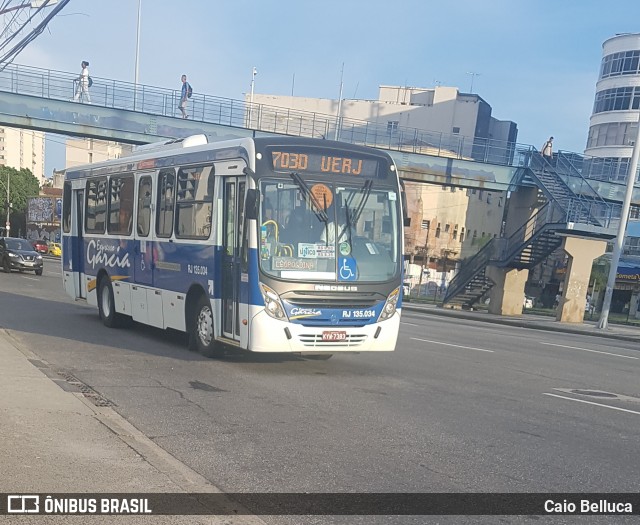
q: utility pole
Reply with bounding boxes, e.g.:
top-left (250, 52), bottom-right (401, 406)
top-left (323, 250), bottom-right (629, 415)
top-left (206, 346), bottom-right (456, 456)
top-left (597, 112), bottom-right (640, 329)
top-left (334, 62), bottom-right (344, 141)
top-left (417, 220), bottom-right (430, 296)
top-left (133, 0), bottom-right (141, 110)
top-left (5, 170), bottom-right (10, 235)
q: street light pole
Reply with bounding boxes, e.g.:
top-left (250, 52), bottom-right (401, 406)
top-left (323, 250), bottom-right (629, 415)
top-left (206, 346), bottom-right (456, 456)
top-left (597, 111), bottom-right (640, 329)
top-left (5, 170), bottom-right (10, 235)
top-left (249, 66), bottom-right (257, 127)
top-left (250, 66), bottom-right (257, 105)
top-left (133, 0), bottom-right (141, 110)
top-left (417, 221), bottom-right (430, 296)
top-left (334, 62), bottom-right (344, 141)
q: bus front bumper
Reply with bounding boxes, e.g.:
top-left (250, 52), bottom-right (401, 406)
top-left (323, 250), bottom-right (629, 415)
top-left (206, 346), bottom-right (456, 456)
top-left (249, 309), bottom-right (400, 353)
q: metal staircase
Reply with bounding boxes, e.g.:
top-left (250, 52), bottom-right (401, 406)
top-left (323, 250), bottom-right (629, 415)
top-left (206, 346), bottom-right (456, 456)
top-left (442, 151), bottom-right (619, 309)
top-left (441, 238), bottom-right (496, 309)
top-left (520, 150), bottom-right (617, 229)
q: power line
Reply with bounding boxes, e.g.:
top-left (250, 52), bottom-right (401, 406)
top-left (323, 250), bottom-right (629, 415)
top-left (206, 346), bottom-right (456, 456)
top-left (0, 0), bottom-right (71, 70)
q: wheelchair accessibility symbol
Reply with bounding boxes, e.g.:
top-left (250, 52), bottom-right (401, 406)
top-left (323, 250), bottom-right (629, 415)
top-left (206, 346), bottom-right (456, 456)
top-left (338, 257), bottom-right (356, 281)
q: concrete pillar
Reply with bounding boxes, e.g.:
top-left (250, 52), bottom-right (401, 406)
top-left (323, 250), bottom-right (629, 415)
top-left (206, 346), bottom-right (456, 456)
top-left (556, 236), bottom-right (607, 323)
top-left (503, 187), bottom-right (539, 237)
top-left (486, 265), bottom-right (529, 316)
top-left (482, 186), bottom-right (537, 316)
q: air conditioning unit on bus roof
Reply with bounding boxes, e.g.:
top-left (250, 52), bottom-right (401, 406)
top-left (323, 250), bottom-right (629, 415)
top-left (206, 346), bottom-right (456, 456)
top-left (127, 134), bottom-right (209, 156)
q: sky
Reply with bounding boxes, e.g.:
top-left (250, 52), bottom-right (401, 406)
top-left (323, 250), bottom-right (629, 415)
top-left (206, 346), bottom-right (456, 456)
top-left (10, 0), bottom-right (640, 176)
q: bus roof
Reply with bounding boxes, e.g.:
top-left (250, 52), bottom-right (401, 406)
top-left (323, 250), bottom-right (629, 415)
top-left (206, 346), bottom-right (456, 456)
top-left (64, 135), bottom-right (393, 180)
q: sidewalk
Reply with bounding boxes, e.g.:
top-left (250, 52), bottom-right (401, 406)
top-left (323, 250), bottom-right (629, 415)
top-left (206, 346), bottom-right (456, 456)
top-left (0, 329), bottom-right (264, 524)
top-left (403, 301), bottom-right (640, 344)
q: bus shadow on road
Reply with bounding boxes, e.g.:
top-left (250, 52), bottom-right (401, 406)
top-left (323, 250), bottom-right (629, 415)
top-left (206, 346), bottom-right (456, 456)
top-left (0, 290), bottom-right (322, 364)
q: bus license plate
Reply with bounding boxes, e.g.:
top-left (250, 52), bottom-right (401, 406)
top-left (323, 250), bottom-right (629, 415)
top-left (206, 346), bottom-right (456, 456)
top-left (322, 330), bottom-right (346, 341)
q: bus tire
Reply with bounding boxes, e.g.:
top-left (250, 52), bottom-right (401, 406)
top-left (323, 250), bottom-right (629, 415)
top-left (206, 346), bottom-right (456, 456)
top-left (98, 277), bottom-right (124, 328)
top-left (189, 295), bottom-right (224, 358)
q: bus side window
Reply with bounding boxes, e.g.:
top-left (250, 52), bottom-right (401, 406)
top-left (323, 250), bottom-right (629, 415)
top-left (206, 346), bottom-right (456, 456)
top-left (108, 174), bottom-right (134, 235)
top-left (137, 176), bottom-right (152, 237)
top-left (156, 168), bottom-right (175, 238)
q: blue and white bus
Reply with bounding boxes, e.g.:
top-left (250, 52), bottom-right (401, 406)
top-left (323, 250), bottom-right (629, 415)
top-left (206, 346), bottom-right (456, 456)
top-left (62, 135), bottom-right (404, 358)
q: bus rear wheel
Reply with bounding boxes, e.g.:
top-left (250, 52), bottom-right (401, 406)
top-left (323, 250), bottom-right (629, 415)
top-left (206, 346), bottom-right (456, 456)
top-left (189, 295), bottom-right (224, 358)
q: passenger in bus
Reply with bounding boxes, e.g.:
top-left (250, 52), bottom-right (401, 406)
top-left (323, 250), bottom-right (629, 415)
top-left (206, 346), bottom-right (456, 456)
top-left (281, 206), bottom-right (318, 245)
top-left (263, 198), bottom-right (275, 221)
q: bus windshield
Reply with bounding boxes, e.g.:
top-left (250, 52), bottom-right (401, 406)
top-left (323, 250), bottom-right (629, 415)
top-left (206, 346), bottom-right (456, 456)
top-left (259, 179), bottom-right (400, 283)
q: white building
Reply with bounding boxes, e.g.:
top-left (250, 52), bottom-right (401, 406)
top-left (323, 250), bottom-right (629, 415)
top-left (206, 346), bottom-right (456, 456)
top-left (0, 127), bottom-right (45, 183)
top-left (250, 85), bottom-right (518, 164)
top-left (65, 138), bottom-right (133, 169)
top-left (585, 33), bottom-right (640, 183)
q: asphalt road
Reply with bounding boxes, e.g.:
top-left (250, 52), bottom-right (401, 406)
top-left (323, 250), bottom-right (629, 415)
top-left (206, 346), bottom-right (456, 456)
top-left (1, 261), bottom-right (639, 522)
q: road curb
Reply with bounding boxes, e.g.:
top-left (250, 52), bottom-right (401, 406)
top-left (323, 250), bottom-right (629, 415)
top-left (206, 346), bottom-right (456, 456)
top-left (402, 304), bottom-right (640, 344)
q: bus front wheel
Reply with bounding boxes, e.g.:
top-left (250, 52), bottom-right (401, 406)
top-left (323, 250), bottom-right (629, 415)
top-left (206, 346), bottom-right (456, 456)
top-left (189, 295), bottom-right (224, 358)
top-left (98, 277), bottom-right (126, 328)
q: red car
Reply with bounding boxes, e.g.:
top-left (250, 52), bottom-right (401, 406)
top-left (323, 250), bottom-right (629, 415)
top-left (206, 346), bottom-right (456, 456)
top-left (32, 240), bottom-right (48, 255)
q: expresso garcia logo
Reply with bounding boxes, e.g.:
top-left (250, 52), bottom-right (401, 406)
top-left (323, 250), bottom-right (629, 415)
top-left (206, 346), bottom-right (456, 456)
top-left (86, 239), bottom-right (131, 269)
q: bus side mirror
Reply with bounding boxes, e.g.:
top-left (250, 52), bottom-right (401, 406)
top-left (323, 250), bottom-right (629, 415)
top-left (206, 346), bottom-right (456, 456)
top-left (399, 180), bottom-right (411, 227)
top-left (245, 188), bottom-right (258, 220)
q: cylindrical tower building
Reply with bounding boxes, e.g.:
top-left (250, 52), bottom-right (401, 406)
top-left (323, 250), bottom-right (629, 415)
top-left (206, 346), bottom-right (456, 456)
top-left (585, 33), bottom-right (640, 183)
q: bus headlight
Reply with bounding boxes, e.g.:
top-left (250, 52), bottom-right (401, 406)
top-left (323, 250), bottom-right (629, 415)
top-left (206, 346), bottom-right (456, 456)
top-left (260, 283), bottom-right (288, 321)
top-left (378, 287), bottom-right (400, 322)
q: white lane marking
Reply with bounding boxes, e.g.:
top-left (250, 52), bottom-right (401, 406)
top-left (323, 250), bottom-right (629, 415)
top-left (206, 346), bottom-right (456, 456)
top-left (411, 337), bottom-right (494, 353)
top-left (21, 276), bottom-right (39, 281)
top-left (543, 393), bottom-right (640, 416)
top-left (45, 271), bottom-right (61, 276)
top-left (402, 322), bottom-right (420, 326)
top-left (539, 341), bottom-right (638, 360)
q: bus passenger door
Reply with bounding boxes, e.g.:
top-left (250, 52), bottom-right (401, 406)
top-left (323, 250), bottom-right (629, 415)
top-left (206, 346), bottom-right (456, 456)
top-left (132, 175), bottom-right (154, 324)
top-left (221, 176), bottom-right (246, 343)
top-left (75, 189), bottom-right (86, 299)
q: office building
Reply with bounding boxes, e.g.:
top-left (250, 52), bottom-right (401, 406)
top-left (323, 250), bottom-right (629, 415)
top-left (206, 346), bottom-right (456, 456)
top-left (0, 127), bottom-right (45, 184)
top-left (66, 138), bottom-right (133, 169)
top-left (251, 85), bottom-right (517, 164)
top-left (585, 33), bottom-right (640, 183)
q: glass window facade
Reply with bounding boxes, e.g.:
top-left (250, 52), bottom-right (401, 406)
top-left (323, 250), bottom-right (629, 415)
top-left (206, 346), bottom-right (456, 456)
top-left (600, 50), bottom-right (640, 79)
top-left (593, 87), bottom-right (640, 114)
top-left (587, 122), bottom-right (638, 148)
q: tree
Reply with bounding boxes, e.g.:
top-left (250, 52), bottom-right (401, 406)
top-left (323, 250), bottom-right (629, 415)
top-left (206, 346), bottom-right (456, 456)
top-left (0, 166), bottom-right (40, 215)
top-left (590, 256), bottom-right (610, 292)
top-left (0, 166), bottom-right (40, 236)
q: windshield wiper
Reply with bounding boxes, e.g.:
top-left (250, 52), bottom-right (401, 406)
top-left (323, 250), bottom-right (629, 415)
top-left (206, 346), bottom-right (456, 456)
top-left (337, 180), bottom-right (373, 242)
top-left (289, 172), bottom-right (328, 223)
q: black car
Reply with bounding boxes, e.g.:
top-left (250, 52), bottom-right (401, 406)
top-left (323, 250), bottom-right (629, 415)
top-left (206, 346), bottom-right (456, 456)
top-left (0, 237), bottom-right (44, 275)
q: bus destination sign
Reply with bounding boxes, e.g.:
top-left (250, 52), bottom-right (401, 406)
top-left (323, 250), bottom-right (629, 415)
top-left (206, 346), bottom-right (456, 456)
top-left (271, 150), bottom-right (381, 177)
